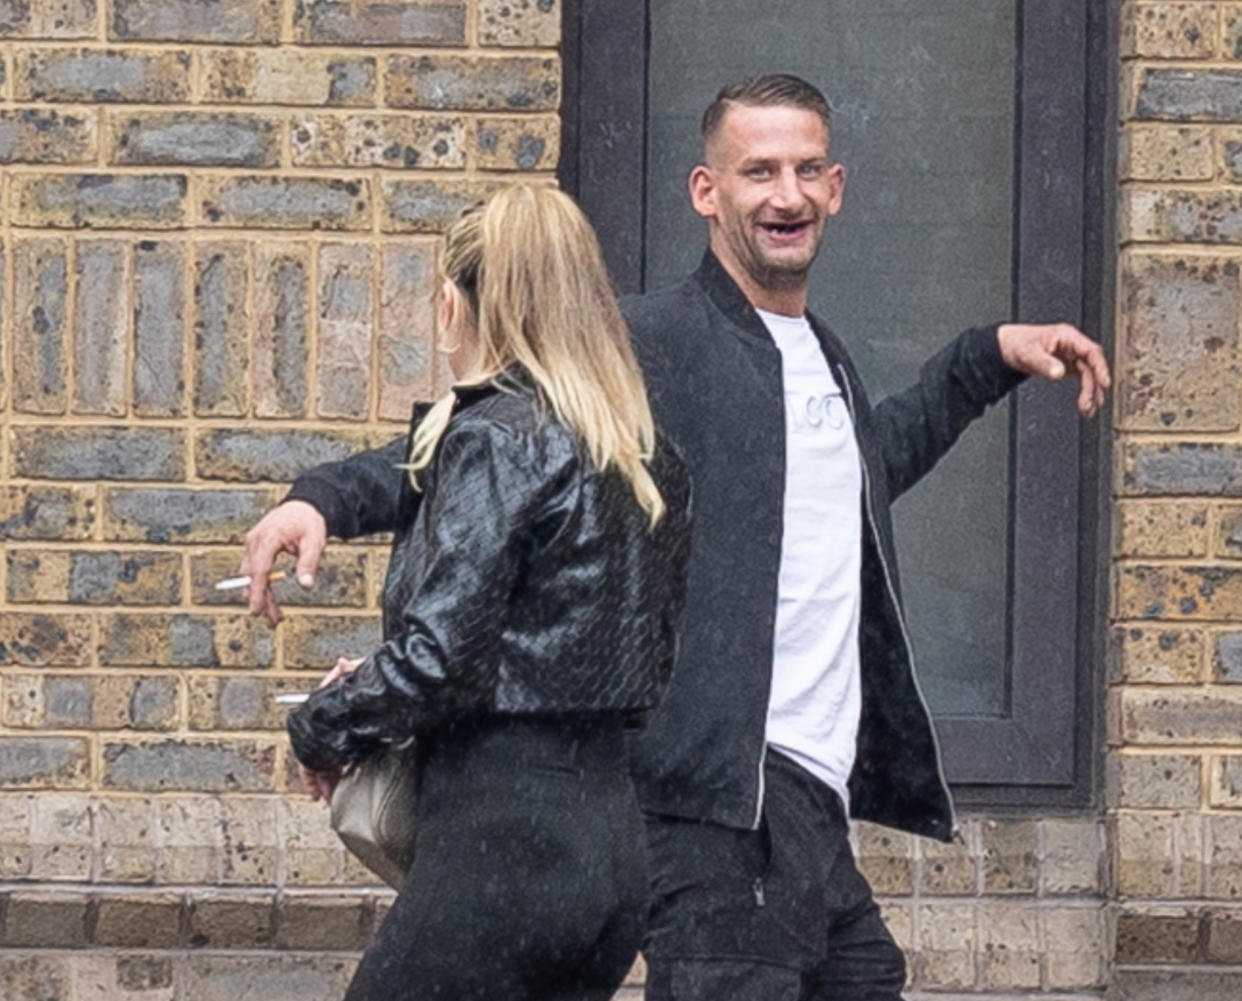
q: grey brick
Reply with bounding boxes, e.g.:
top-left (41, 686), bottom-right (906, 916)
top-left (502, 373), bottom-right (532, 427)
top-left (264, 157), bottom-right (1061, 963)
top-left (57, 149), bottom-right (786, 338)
top-left (0, 738), bottom-right (90, 789)
top-left (14, 426), bottom-right (185, 481)
top-left (1126, 188), bottom-right (1242, 245)
top-left (102, 487), bottom-right (275, 543)
top-left (12, 237), bottom-right (68, 415)
top-left (194, 243), bottom-right (250, 417)
top-left (183, 955), bottom-right (356, 1001)
top-left (478, 0), bottom-right (559, 46)
top-left (330, 59), bottom-right (377, 104)
top-left (111, 0), bottom-right (282, 44)
top-left (378, 241), bottom-right (436, 417)
top-left (43, 676), bottom-right (91, 727)
top-left (1215, 632), bottom-right (1242, 682)
top-left (295, 0), bottom-right (467, 46)
top-left (128, 677), bottom-right (179, 729)
top-left (15, 47), bottom-right (192, 103)
top-left (132, 241), bottom-right (187, 417)
top-left (195, 429), bottom-right (371, 483)
top-left (6, 549), bottom-right (181, 604)
top-left (12, 172), bottom-right (188, 229)
top-left (0, 613), bottom-right (92, 666)
top-left (385, 54), bottom-right (558, 110)
top-left (73, 240), bottom-right (128, 416)
top-left (98, 612), bottom-right (275, 669)
top-left (1134, 67), bottom-right (1242, 122)
top-left (1109, 968), bottom-right (1242, 1001)
top-left (1123, 442), bottom-right (1242, 496)
top-left (102, 739), bottom-right (277, 792)
top-left (316, 243), bottom-right (373, 419)
top-left (381, 177), bottom-right (509, 233)
top-left (254, 246), bottom-right (310, 417)
top-left (200, 176), bottom-right (370, 231)
top-left (1, 892), bottom-right (89, 948)
top-left (0, 108), bottom-right (96, 163)
top-left (93, 893), bottom-right (185, 947)
top-left (282, 614), bottom-right (382, 669)
top-left (0, 485), bottom-right (96, 540)
top-left (116, 956), bottom-right (174, 991)
top-left (0, 0), bottom-right (95, 38)
top-left (111, 111), bottom-right (280, 168)
top-left (1118, 255), bottom-right (1241, 431)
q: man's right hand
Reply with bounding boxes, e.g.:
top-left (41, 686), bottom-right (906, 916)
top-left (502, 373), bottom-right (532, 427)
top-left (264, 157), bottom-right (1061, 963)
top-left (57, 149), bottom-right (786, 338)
top-left (241, 500), bottom-right (328, 626)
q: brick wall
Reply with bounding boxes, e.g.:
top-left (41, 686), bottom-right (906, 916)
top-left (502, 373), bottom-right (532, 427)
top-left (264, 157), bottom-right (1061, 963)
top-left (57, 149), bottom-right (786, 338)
top-left (1111, 2), bottom-right (1242, 999)
top-left (0, 1), bottom-right (563, 998)
top-left (4, 2), bottom-right (1241, 1000)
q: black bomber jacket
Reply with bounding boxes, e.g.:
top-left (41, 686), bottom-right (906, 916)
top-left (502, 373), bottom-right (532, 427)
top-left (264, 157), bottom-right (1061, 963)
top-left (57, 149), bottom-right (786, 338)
top-left (285, 253), bottom-right (1024, 840)
top-left (287, 371), bottom-right (693, 773)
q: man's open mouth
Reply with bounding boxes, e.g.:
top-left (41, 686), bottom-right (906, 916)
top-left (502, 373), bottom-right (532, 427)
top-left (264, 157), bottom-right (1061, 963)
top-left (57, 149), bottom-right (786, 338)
top-left (759, 221), bottom-right (813, 238)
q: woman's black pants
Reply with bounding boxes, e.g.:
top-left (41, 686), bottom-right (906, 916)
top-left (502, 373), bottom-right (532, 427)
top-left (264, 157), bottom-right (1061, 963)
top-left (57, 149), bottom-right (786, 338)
top-left (343, 714), bottom-right (647, 1001)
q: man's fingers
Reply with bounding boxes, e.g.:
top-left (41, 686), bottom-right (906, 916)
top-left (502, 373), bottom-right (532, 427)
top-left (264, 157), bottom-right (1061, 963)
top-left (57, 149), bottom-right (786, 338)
top-left (295, 536), bottom-right (324, 590)
top-left (1077, 365), bottom-right (1096, 417)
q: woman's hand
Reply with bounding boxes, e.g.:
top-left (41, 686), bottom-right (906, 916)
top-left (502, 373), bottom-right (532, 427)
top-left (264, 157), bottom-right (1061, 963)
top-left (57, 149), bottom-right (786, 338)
top-left (300, 657), bottom-right (363, 803)
top-left (300, 764), bottom-right (343, 803)
top-left (320, 655), bottom-right (365, 689)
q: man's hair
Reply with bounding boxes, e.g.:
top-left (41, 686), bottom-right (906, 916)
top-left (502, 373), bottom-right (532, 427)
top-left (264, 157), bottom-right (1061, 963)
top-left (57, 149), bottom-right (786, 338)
top-left (701, 73), bottom-right (833, 147)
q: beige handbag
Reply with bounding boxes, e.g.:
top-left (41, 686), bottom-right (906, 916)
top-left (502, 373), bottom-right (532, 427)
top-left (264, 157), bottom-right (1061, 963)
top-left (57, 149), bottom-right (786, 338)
top-left (329, 741), bottom-right (419, 890)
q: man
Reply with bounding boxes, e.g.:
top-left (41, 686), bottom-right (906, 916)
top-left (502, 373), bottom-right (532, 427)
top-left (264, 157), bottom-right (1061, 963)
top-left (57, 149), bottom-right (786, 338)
top-left (242, 75), bottom-right (1109, 1000)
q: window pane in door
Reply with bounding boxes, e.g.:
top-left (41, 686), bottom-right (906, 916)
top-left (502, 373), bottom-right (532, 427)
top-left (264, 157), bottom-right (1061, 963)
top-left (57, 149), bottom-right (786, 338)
top-left (646, 0), bottom-right (1017, 717)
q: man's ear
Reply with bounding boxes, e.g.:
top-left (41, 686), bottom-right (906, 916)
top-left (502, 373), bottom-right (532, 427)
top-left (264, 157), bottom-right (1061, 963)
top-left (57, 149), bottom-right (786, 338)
top-left (825, 162), bottom-right (847, 217)
top-left (688, 164), bottom-right (717, 221)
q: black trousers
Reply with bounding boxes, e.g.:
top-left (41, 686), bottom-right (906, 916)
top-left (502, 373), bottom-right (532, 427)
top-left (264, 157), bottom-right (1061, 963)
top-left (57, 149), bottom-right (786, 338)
top-left (643, 750), bottom-right (907, 1001)
top-left (344, 715), bottom-right (647, 1001)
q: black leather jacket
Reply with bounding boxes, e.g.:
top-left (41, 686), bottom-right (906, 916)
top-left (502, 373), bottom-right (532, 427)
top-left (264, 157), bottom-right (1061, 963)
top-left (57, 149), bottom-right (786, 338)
top-left (285, 254), bottom-right (1023, 840)
top-left (288, 371), bottom-right (693, 772)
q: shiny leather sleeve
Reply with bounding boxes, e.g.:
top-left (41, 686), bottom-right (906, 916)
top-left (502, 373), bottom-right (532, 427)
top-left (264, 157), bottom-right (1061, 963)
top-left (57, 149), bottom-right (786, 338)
top-left (287, 419), bottom-right (565, 771)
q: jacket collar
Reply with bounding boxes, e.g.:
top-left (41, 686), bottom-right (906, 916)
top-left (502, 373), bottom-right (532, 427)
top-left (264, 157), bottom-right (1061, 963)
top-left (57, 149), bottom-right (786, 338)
top-left (692, 249), bottom-right (856, 380)
top-left (691, 251), bottom-right (777, 346)
top-left (406, 365), bottom-right (535, 429)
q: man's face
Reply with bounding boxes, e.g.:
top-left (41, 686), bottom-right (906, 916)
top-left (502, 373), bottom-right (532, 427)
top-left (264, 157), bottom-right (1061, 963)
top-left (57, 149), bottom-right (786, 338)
top-left (690, 103), bottom-right (846, 292)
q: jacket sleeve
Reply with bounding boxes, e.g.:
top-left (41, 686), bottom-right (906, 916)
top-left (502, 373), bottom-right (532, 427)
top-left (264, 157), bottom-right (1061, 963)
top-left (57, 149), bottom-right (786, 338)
top-left (282, 435), bottom-right (410, 541)
top-left (287, 422), bottom-right (557, 771)
top-left (870, 324), bottom-right (1027, 501)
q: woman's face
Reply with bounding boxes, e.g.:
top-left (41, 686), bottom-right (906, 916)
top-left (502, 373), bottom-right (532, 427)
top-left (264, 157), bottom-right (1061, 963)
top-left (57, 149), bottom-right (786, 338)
top-left (439, 278), bottom-right (480, 380)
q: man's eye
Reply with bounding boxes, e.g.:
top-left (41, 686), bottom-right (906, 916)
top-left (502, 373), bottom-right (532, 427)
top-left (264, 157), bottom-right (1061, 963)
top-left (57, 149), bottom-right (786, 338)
top-left (745, 167), bottom-right (772, 179)
top-left (799, 163), bottom-right (826, 177)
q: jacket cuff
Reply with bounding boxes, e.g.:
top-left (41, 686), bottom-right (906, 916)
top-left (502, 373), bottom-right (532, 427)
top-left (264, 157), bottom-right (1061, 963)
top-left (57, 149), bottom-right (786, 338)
top-left (283, 476), bottom-right (357, 540)
top-left (963, 324), bottom-right (1028, 403)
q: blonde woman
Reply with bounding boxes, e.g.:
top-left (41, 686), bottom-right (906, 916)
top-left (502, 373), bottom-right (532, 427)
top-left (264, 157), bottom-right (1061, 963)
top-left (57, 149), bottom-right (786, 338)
top-left (286, 185), bottom-right (692, 1001)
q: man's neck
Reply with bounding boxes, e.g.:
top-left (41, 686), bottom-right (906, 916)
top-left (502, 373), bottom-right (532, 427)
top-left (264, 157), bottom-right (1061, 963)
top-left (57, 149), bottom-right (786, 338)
top-left (710, 243), bottom-right (808, 318)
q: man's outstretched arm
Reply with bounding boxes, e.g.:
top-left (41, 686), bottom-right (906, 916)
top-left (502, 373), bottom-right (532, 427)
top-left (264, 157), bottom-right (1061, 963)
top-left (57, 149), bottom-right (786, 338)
top-left (242, 435), bottom-right (410, 625)
top-left (871, 321), bottom-right (1110, 501)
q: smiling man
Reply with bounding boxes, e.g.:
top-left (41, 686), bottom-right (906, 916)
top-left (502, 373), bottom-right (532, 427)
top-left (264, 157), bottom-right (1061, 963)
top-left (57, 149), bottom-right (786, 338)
top-left (241, 74), bottom-right (1109, 1001)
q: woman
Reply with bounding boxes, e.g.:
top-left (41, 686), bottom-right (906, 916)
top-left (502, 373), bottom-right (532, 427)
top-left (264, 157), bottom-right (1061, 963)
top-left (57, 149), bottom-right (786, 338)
top-left (287, 185), bottom-right (692, 1001)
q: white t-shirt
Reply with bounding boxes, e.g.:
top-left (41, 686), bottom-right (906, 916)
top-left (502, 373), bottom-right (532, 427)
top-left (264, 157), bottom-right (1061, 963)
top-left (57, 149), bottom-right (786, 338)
top-left (757, 308), bottom-right (863, 813)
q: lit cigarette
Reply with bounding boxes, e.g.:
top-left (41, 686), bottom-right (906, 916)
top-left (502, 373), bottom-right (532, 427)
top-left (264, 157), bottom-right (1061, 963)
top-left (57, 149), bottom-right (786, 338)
top-left (274, 693), bottom-right (310, 705)
top-left (214, 570), bottom-right (288, 591)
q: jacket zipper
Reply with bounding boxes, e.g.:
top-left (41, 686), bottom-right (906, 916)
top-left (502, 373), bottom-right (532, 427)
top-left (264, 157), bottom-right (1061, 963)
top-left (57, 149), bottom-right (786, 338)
top-left (836, 365), bottom-right (958, 839)
top-left (752, 742), bottom-right (767, 830)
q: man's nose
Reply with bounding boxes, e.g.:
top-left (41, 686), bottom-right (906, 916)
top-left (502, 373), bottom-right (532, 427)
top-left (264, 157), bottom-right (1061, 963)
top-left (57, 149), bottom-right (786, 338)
top-left (769, 168), bottom-right (807, 211)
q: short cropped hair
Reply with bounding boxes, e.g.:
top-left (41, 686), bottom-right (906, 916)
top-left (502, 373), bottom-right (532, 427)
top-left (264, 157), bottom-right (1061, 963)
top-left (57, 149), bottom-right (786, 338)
top-left (701, 73), bottom-right (833, 147)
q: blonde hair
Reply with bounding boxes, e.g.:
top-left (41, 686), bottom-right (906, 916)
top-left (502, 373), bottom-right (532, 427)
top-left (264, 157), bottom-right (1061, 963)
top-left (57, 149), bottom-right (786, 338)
top-left (408, 185), bottom-right (665, 524)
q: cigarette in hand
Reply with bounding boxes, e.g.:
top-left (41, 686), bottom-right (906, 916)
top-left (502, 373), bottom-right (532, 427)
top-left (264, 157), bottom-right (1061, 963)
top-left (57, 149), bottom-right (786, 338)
top-left (215, 570), bottom-right (288, 591)
top-left (274, 692), bottom-right (310, 705)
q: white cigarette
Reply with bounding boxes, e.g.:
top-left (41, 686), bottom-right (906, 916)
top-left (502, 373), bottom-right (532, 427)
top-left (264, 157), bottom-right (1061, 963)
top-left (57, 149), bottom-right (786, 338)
top-left (215, 570), bottom-right (288, 591)
top-left (274, 693), bottom-right (310, 705)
